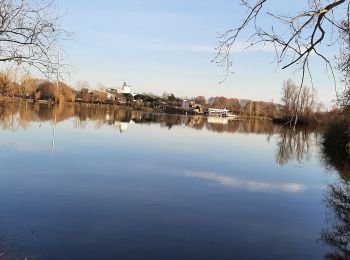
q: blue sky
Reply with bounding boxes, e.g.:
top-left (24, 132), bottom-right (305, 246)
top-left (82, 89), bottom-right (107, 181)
top-left (56, 0), bottom-right (341, 106)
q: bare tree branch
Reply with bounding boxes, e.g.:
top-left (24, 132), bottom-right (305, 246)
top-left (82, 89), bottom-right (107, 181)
top-left (213, 0), bottom-right (350, 127)
top-left (0, 0), bottom-right (70, 79)
top-left (214, 0), bottom-right (348, 88)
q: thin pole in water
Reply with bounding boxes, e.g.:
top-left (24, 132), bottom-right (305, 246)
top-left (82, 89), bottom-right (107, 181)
top-left (52, 51), bottom-right (60, 156)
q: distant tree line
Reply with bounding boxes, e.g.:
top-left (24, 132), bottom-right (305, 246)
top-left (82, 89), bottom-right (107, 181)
top-left (0, 70), bottom-right (331, 122)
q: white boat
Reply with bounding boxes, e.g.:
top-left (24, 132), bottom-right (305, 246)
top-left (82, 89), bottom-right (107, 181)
top-left (205, 108), bottom-right (229, 117)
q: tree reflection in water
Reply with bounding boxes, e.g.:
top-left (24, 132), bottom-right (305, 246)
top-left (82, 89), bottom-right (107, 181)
top-left (273, 124), bottom-right (350, 259)
top-left (0, 101), bottom-right (280, 135)
top-left (320, 142), bottom-right (350, 259)
top-left (272, 126), bottom-right (350, 259)
top-left (321, 180), bottom-right (350, 259)
top-left (275, 127), bottom-right (320, 166)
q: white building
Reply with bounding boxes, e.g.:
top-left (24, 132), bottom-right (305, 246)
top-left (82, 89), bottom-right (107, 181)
top-left (120, 82), bottom-right (131, 94)
top-left (182, 99), bottom-right (190, 110)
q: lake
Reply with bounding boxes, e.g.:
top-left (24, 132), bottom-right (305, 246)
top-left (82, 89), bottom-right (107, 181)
top-left (0, 102), bottom-right (347, 259)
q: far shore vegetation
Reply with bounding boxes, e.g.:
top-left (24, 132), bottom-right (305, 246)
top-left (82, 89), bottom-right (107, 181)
top-left (0, 70), bottom-right (337, 125)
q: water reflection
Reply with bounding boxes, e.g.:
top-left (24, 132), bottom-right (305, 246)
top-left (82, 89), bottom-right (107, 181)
top-left (321, 179), bottom-right (350, 259)
top-left (275, 127), bottom-right (320, 166)
top-left (0, 102), bottom-right (283, 134)
top-left (0, 102), bottom-right (323, 164)
top-left (0, 102), bottom-right (331, 171)
top-left (184, 171), bottom-right (305, 192)
top-left (320, 143), bottom-right (350, 259)
top-left (1, 102), bottom-right (348, 259)
top-left (0, 103), bottom-right (322, 167)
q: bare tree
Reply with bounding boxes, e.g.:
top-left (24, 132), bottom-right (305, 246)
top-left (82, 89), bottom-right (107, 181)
top-left (281, 79), bottom-right (298, 121)
top-left (19, 73), bottom-right (36, 98)
top-left (338, 20), bottom-right (350, 111)
top-left (0, 69), bottom-right (14, 97)
top-left (214, 0), bottom-right (349, 88)
top-left (280, 79), bottom-right (318, 124)
top-left (338, 20), bottom-right (350, 88)
top-left (0, 0), bottom-right (69, 78)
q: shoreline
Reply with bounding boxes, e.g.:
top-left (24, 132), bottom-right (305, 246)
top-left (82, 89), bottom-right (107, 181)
top-left (0, 97), bottom-right (276, 122)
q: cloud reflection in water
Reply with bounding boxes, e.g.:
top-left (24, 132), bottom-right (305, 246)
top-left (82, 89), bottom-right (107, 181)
top-left (184, 171), bottom-right (305, 192)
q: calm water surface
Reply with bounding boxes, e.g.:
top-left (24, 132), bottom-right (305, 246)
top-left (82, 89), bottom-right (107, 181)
top-left (0, 103), bottom-right (347, 259)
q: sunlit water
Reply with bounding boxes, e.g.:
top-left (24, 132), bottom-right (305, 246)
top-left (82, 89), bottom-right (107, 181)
top-left (0, 103), bottom-right (346, 259)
